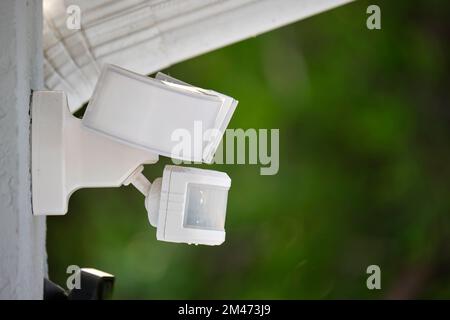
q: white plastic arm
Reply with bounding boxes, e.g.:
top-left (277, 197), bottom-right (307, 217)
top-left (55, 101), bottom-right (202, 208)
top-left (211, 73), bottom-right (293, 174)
top-left (123, 165), bottom-right (152, 196)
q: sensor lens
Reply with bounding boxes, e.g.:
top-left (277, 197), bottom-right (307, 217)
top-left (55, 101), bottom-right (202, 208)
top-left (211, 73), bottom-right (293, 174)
top-left (184, 184), bottom-right (228, 231)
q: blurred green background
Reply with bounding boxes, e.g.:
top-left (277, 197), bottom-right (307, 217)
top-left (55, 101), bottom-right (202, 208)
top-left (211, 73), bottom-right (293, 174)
top-left (48, 0), bottom-right (450, 299)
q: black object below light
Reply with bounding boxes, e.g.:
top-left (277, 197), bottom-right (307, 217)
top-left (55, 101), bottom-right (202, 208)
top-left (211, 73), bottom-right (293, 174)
top-left (44, 268), bottom-right (115, 300)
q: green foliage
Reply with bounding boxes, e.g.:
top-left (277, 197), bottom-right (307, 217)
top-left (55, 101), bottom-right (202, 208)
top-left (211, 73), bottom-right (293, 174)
top-left (48, 0), bottom-right (450, 299)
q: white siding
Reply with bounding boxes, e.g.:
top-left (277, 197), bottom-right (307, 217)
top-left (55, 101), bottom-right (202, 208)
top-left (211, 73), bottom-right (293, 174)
top-left (0, 0), bottom-right (47, 299)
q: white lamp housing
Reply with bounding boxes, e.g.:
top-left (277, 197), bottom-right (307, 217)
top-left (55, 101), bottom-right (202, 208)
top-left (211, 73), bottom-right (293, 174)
top-left (146, 166), bottom-right (231, 246)
top-left (83, 64), bottom-right (237, 163)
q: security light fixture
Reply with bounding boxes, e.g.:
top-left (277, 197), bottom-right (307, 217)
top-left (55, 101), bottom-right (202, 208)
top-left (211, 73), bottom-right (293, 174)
top-left (31, 64), bottom-right (237, 246)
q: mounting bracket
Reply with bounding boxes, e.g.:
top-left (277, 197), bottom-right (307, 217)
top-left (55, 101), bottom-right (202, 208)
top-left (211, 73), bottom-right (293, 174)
top-left (31, 91), bottom-right (158, 215)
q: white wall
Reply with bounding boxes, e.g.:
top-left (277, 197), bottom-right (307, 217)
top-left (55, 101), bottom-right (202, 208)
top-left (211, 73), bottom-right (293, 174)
top-left (0, 0), bottom-right (47, 299)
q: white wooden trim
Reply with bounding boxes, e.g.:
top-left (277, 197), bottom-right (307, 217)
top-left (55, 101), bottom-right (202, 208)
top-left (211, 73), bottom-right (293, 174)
top-left (43, 0), bottom-right (354, 112)
top-left (0, 0), bottom-right (46, 299)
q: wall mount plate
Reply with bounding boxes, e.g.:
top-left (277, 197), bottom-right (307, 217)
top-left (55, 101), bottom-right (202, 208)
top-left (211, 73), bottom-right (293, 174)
top-left (31, 91), bottom-right (158, 215)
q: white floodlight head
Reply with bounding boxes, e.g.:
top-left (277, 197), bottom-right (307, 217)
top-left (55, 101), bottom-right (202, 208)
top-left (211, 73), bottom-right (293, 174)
top-left (83, 64), bottom-right (237, 163)
top-left (145, 165), bottom-right (231, 246)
